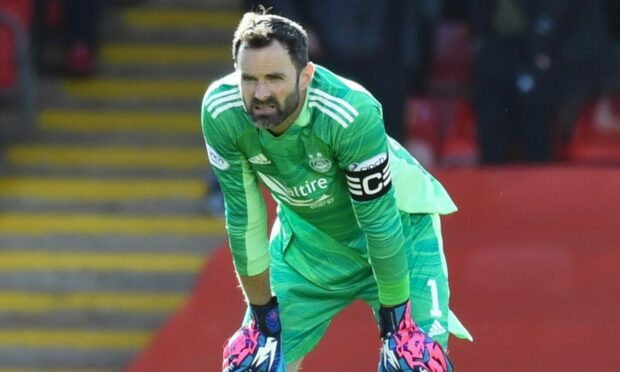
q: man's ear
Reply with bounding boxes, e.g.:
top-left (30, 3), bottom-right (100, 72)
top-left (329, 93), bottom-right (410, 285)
top-left (299, 62), bottom-right (315, 90)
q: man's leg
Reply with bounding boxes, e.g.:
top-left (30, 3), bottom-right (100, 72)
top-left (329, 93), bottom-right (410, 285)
top-left (268, 233), bottom-right (356, 364)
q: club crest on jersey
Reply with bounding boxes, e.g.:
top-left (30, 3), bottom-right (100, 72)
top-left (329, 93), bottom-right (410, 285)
top-left (308, 152), bottom-right (332, 173)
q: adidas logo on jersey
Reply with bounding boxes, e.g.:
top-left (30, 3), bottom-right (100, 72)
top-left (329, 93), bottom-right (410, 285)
top-left (249, 153), bottom-right (271, 165)
top-left (427, 320), bottom-right (447, 338)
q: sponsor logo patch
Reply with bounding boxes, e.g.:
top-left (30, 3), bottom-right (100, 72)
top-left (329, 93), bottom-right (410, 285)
top-left (206, 144), bottom-right (230, 170)
top-left (348, 152), bottom-right (388, 172)
top-left (257, 172), bottom-right (334, 209)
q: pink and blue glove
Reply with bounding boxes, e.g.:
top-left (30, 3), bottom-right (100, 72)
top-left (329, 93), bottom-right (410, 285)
top-left (378, 300), bottom-right (453, 372)
top-left (223, 296), bottom-right (285, 372)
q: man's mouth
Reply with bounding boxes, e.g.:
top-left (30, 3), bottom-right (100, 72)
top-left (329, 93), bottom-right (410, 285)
top-left (253, 103), bottom-right (277, 115)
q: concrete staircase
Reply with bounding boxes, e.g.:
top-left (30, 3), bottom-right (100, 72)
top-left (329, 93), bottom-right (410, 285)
top-left (0, 1), bottom-right (241, 370)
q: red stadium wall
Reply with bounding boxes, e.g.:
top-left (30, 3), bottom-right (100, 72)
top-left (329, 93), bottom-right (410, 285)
top-left (128, 167), bottom-right (620, 372)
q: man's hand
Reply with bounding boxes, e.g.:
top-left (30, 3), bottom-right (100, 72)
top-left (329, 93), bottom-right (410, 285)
top-left (378, 300), bottom-right (453, 372)
top-left (223, 297), bottom-right (285, 372)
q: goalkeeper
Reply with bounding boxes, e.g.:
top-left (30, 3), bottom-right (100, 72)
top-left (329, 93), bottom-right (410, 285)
top-left (202, 9), bottom-right (472, 372)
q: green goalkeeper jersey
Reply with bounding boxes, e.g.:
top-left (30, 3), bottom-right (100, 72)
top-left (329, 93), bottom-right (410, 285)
top-left (201, 65), bottom-right (457, 305)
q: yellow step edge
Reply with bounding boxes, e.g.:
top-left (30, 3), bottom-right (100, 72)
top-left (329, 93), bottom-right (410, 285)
top-left (0, 177), bottom-right (204, 201)
top-left (0, 291), bottom-right (187, 312)
top-left (0, 213), bottom-right (226, 235)
top-left (62, 79), bottom-right (207, 100)
top-left (0, 251), bottom-right (206, 272)
top-left (101, 44), bottom-right (230, 65)
top-left (39, 110), bottom-right (201, 134)
top-left (124, 9), bottom-right (241, 29)
top-left (7, 145), bottom-right (207, 170)
top-left (0, 330), bottom-right (150, 349)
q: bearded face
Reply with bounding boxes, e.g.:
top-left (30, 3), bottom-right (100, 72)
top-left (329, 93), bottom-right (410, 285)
top-left (237, 40), bottom-right (307, 133)
top-left (247, 83), bottom-right (301, 130)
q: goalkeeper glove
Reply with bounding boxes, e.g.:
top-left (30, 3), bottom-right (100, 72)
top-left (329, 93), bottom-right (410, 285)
top-left (222, 296), bottom-right (285, 372)
top-left (378, 300), bottom-right (453, 372)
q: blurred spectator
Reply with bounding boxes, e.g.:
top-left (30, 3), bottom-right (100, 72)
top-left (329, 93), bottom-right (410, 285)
top-left (554, 0), bottom-right (610, 145)
top-left (469, 0), bottom-right (556, 164)
top-left (32, 0), bottom-right (101, 76)
top-left (469, 0), bottom-right (610, 164)
top-left (443, 0), bottom-right (469, 21)
top-left (408, 0), bottom-right (443, 96)
top-left (63, 0), bottom-right (101, 75)
top-left (605, 0), bottom-right (620, 90)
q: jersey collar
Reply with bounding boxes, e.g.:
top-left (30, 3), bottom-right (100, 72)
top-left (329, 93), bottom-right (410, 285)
top-left (261, 88), bottom-right (311, 140)
top-left (293, 88), bottom-right (311, 127)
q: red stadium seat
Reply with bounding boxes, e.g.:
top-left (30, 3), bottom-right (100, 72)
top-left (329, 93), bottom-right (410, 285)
top-left (0, 0), bottom-right (31, 88)
top-left (406, 96), bottom-right (441, 167)
top-left (0, 0), bottom-right (35, 129)
top-left (406, 97), bottom-right (479, 168)
top-left (562, 96), bottom-right (620, 164)
top-left (437, 98), bottom-right (479, 167)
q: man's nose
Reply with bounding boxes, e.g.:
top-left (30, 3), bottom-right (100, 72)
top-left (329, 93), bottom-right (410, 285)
top-left (254, 81), bottom-right (271, 101)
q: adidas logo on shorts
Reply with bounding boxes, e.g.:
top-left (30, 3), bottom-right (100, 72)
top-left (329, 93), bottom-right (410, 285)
top-left (427, 320), bottom-right (447, 338)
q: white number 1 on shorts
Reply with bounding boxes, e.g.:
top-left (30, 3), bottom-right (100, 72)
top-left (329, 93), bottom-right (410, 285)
top-left (426, 278), bottom-right (442, 318)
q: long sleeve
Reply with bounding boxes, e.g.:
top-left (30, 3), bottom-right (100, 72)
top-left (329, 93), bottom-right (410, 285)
top-left (201, 87), bottom-right (270, 276)
top-left (333, 102), bottom-right (409, 306)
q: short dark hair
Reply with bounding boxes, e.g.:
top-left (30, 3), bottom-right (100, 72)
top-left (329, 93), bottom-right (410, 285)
top-left (232, 9), bottom-right (309, 72)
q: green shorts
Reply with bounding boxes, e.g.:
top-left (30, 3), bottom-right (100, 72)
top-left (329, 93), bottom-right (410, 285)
top-left (245, 213), bottom-right (470, 364)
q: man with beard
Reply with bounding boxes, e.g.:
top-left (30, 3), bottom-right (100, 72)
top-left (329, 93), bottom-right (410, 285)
top-left (202, 10), bottom-right (471, 372)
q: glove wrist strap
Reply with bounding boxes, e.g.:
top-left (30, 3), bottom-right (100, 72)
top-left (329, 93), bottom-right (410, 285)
top-left (378, 300), bottom-right (412, 338)
top-left (250, 296), bottom-right (281, 337)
